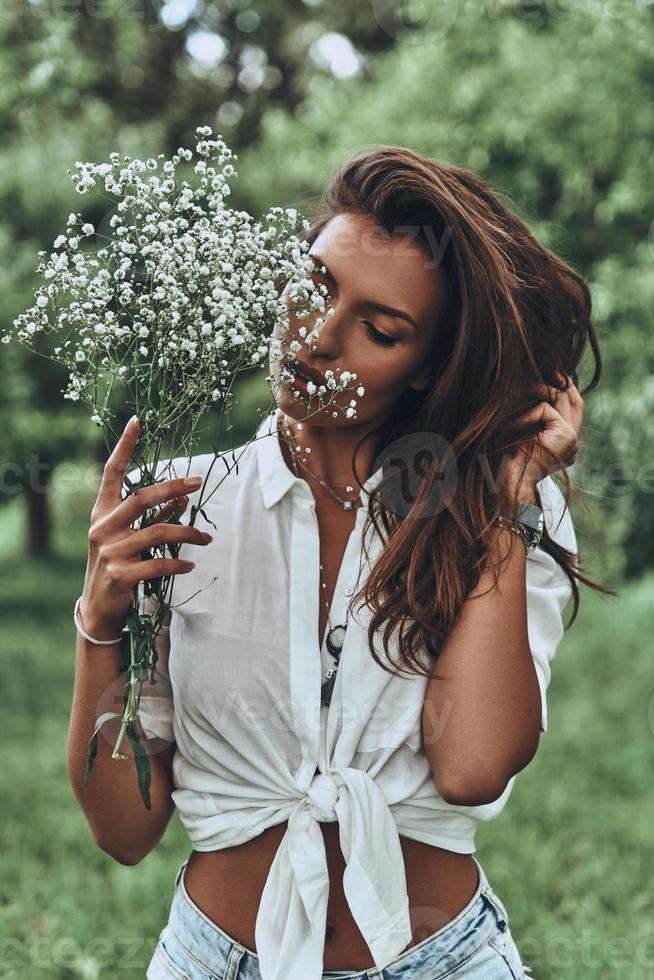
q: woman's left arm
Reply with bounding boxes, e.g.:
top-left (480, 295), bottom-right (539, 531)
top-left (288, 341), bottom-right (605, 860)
top-left (422, 372), bottom-right (584, 807)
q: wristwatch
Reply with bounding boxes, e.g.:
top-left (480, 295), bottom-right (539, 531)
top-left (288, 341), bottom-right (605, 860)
top-left (497, 501), bottom-right (544, 554)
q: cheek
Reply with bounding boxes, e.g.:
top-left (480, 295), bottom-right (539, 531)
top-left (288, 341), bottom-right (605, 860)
top-left (357, 349), bottom-right (420, 387)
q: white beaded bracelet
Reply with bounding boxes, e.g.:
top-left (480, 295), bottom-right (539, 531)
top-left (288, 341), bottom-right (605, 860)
top-left (74, 595), bottom-right (125, 646)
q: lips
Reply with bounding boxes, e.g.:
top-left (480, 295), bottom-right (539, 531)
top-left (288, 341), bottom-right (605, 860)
top-left (289, 359), bottom-right (327, 388)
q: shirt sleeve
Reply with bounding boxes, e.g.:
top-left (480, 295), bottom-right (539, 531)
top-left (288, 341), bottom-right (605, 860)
top-left (526, 475), bottom-right (578, 735)
top-left (125, 461), bottom-right (176, 744)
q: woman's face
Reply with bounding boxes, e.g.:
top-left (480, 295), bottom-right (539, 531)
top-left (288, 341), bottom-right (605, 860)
top-left (270, 211), bottom-right (445, 428)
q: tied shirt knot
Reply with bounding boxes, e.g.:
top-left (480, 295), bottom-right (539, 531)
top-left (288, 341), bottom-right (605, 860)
top-left (306, 771), bottom-right (340, 822)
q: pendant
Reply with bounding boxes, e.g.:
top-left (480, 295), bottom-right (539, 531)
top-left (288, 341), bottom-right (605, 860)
top-left (326, 624), bottom-right (347, 657)
top-left (342, 500), bottom-right (354, 510)
top-left (321, 666), bottom-right (338, 706)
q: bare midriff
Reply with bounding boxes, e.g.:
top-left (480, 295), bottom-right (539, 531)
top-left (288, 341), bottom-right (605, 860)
top-left (184, 829), bottom-right (479, 971)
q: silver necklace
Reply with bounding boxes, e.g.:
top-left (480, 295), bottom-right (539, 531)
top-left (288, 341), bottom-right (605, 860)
top-left (282, 413), bottom-right (366, 706)
top-left (283, 418), bottom-right (361, 511)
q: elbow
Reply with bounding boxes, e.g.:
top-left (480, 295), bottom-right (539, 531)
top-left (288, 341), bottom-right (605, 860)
top-left (94, 835), bottom-right (146, 867)
top-left (435, 742), bottom-right (540, 806)
top-left (436, 770), bottom-right (513, 807)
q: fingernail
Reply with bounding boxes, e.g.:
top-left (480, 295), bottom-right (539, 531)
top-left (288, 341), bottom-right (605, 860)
top-left (184, 476), bottom-right (203, 487)
top-left (126, 415), bottom-right (139, 429)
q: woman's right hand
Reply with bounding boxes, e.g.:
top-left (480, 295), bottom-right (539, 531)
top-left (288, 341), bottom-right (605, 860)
top-left (79, 416), bottom-right (213, 641)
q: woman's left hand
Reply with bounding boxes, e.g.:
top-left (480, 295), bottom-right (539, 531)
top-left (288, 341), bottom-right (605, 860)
top-left (505, 371), bottom-right (584, 500)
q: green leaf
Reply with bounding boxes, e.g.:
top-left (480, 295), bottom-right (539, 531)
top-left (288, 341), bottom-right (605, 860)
top-left (189, 502), bottom-right (218, 532)
top-left (84, 732), bottom-right (98, 788)
top-left (126, 724), bottom-right (152, 810)
top-left (199, 507), bottom-right (217, 531)
top-left (84, 710), bottom-right (123, 787)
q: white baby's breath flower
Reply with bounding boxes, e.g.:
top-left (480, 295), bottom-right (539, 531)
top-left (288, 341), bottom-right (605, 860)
top-left (5, 125), bottom-right (359, 537)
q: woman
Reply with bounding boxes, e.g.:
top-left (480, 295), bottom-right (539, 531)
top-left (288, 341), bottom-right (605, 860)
top-left (68, 145), bottom-right (611, 980)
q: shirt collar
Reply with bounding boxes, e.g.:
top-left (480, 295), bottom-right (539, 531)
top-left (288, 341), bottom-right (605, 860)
top-left (256, 406), bottom-right (384, 510)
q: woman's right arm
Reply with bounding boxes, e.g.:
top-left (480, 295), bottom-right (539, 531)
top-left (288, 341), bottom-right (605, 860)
top-left (66, 417), bottom-right (211, 865)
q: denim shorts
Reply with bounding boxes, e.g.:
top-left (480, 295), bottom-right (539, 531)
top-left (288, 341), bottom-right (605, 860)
top-left (146, 854), bottom-right (534, 979)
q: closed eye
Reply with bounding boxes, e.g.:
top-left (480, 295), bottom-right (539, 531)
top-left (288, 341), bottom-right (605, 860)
top-left (364, 321), bottom-right (397, 347)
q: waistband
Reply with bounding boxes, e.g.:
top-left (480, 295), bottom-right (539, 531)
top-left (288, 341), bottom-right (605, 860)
top-left (163, 852), bottom-right (512, 979)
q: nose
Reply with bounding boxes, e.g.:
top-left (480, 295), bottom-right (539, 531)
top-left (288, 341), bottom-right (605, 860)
top-left (304, 304), bottom-right (346, 359)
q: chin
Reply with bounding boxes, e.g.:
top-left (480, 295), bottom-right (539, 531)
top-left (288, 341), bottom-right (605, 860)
top-left (274, 378), bottom-right (330, 416)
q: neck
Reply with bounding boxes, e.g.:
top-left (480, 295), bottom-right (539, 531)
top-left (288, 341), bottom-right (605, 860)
top-left (277, 408), bottom-right (388, 493)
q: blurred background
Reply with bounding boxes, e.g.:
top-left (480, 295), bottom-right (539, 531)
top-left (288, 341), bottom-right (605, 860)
top-left (1, 1), bottom-right (652, 977)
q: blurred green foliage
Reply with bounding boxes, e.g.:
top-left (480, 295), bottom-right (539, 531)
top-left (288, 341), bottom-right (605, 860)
top-left (2, 1), bottom-right (652, 579)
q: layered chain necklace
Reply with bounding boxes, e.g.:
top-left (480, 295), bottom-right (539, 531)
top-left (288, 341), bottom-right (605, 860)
top-left (281, 414), bottom-right (367, 706)
top-left (283, 416), bottom-right (361, 511)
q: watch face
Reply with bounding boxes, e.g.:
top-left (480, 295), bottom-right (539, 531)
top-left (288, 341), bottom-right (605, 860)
top-left (515, 503), bottom-right (543, 532)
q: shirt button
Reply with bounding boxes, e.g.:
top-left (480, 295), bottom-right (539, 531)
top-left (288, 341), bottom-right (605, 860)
top-left (344, 586), bottom-right (354, 596)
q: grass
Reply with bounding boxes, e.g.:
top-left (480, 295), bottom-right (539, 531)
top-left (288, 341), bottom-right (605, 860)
top-left (0, 483), bottom-right (651, 978)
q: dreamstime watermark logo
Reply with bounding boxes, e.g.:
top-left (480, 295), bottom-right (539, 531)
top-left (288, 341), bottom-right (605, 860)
top-left (368, 430), bottom-right (654, 520)
top-left (371, 0), bottom-right (461, 44)
top-left (517, 931), bottom-right (654, 970)
top-left (311, 219), bottom-right (453, 270)
top-left (3, 442), bottom-right (654, 500)
top-left (370, 0), bottom-right (653, 42)
top-left (372, 430), bottom-right (459, 518)
top-left (0, 0), bottom-right (170, 29)
top-left (125, 680), bottom-right (456, 751)
top-left (0, 933), bottom-right (161, 971)
top-left (93, 669), bottom-right (175, 756)
top-left (0, 458), bottom-right (103, 496)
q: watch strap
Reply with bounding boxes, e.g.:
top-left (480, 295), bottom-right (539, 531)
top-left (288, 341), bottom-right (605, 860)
top-left (497, 500), bottom-right (544, 554)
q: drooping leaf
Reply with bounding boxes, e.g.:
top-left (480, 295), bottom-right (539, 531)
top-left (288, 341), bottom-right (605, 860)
top-left (126, 724), bottom-right (152, 810)
top-left (84, 711), bottom-right (123, 787)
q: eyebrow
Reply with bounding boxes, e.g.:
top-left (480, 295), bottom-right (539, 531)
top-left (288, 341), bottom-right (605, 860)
top-left (309, 252), bottom-right (419, 332)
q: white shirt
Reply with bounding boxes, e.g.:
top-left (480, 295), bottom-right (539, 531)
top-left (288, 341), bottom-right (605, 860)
top-left (130, 406), bottom-right (576, 980)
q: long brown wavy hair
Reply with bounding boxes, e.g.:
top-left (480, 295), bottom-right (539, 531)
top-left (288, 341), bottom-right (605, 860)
top-left (297, 144), bottom-right (617, 681)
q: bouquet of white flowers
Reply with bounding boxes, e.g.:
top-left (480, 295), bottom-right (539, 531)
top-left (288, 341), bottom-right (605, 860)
top-left (3, 125), bottom-right (361, 808)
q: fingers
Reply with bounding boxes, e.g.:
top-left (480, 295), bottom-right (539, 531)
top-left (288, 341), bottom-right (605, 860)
top-left (122, 556), bottom-right (198, 587)
top-left (510, 400), bottom-right (560, 430)
top-left (109, 520), bottom-right (212, 561)
top-left (149, 495), bottom-right (189, 525)
top-left (97, 415), bottom-right (141, 511)
top-left (112, 476), bottom-right (204, 532)
top-left (528, 372), bottom-right (584, 434)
